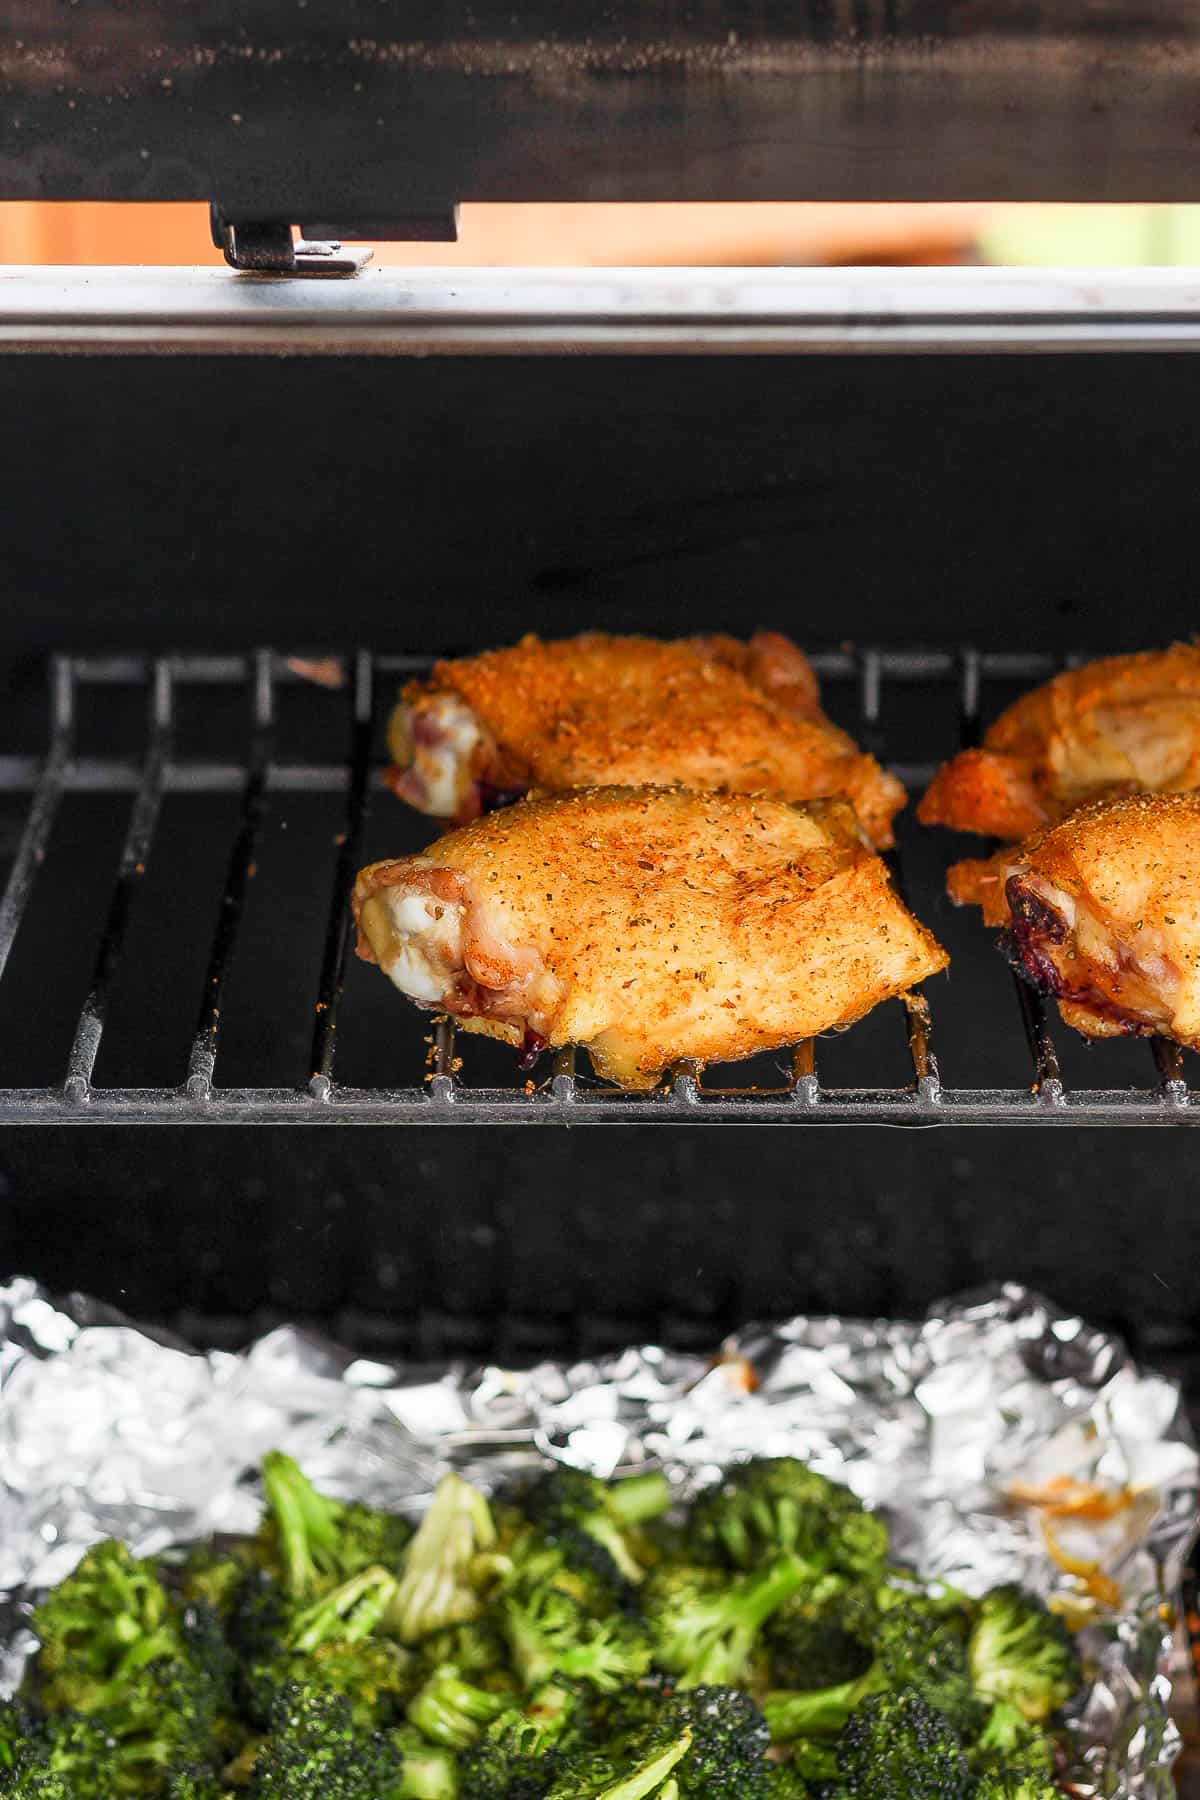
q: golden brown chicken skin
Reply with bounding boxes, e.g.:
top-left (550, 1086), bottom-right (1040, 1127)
top-left (387, 632), bottom-right (905, 848)
top-left (919, 644), bottom-right (1200, 840)
top-left (948, 793), bottom-right (1200, 1049)
top-left (354, 787), bottom-right (946, 1090)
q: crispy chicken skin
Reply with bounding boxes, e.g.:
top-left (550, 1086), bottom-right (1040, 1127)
top-left (387, 632), bottom-right (905, 848)
top-left (353, 787), bottom-right (946, 1090)
top-left (919, 644), bottom-right (1200, 840)
top-left (949, 793), bottom-right (1200, 1048)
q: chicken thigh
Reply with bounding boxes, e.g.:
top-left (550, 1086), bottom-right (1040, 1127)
top-left (948, 792), bottom-right (1200, 1049)
top-left (388, 632), bottom-right (905, 848)
top-left (354, 787), bottom-right (946, 1089)
top-left (919, 644), bottom-right (1200, 840)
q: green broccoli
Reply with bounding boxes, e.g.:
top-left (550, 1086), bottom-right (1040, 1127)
top-left (873, 1599), bottom-right (983, 1738)
top-left (288, 1566), bottom-right (399, 1654)
top-left (172, 1541), bottom-right (261, 1623)
top-left (764, 1767), bottom-right (810, 1799)
top-left (837, 1692), bottom-right (970, 1800)
top-left (763, 1603), bottom-right (873, 1693)
top-left (763, 1592), bottom-right (983, 1745)
top-left (242, 1571), bottom-right (416, 1729)
top-left (388, 1475), bottom-right (498, 1645)
top-left (542, 1728), bottom-right (693, 1800)
top-left (406, 1665), bottom-right (512, 1750)
top-left (687, 1461), bottom-right (888, 1580)
top-left (246, 1685), bottom-right (401, 1800)
top-left (30, 1541), bottom-right (181, 1714)
top-left (390, 1726), bottom-right (459, 1799)
top-left (967, 1587), bottom-right (1082, 1724)
top-left (659, 1687), bottom-right (772, 1799)
top-left (643, 1555), bottom-right (806, 1690)
top-left (501, 1584), bottom-right (652, 1694)
top-left (497, 1519), bottom-right (631, 1621)
top-left (516, 1469), bottom-right (671, 1588)
top-left (258, 1453), bottom-right (413, 1601)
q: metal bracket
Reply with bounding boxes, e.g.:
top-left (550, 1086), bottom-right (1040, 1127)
top-left (209, 208), bottom-right (374, 277)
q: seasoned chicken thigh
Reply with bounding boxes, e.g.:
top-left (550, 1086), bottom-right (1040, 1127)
top-left (948, 793), bottom-right (1200, 1049)
top-left (919, 644), bottom-right (1200, 840)
top-left (354, 788), bottom-right (946, 1090)
top-left (388, 632), bottom-right (905, 848)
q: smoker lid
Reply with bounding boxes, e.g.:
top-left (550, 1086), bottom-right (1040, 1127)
top-left (4, 0), bottom-right (1200, 219)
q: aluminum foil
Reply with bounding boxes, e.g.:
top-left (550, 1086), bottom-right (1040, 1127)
top-left (0, 1277), bottom-right (1194, 1794)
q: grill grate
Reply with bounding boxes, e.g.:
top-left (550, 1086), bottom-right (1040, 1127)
top-left (0, 648), bottom-right (1193, 1126)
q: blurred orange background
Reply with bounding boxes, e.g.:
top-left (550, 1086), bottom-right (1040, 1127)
top-left (0, 201), bottom-right (989, 266)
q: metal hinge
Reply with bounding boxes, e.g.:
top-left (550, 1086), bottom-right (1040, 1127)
top-left (210, 206), bottom-right (460, 276)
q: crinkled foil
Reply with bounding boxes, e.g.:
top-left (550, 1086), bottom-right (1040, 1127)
top-left (0, 1277), bottom-right (1194, 1793)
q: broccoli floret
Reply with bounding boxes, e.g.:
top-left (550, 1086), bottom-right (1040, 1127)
top-left (388, 1475), bottom-right (498, 1645)
top-left (498, 1520), bottom-right (632, 1621)
top-left (501, 1585), bottom-right (652, 1694)
top-left (258, 1453), bottom-right (413, 1601)
top-left (763, 1604), bottom-right (873, 1693)
top-left (967, 1587), bottom-right (1082, 1724)
top-left (661, 1688), bottom-right (772, 1800)
top-left (30, 1541), bottom-right (181, 1715)
top-left (457, 1679), bottom-right (585, 1798)
top-left (764, 1591), bottom-right (984, 1746)
top-left (420, 1619), bottom-right (509, 1677)
top-left (247, 1685), bottom-right (402, 1800)
top-left (687, 1461), bottom-right (888, 1580)
top-left (406, 1665), bottom-right (512, 1750)
top-left (973, 1700), bottom-right (1056, 1772)
top-left (173, 1541), bottom-right (261, 1623)
top-left (543, 1727), bottom-right (693, 1800)
top-left (241, 1570), bottom-right (416, 1728)
top-left (873, 1600), bottom-right (983, 1739)
top-left (459, 1717), bottom-right (562, 1799)
top-left (516, 1469), bottom-right (670, 1589)
top-left (837, 1693), bottom-right (970, 1800)
top-left (644, 1555), bottom-right (806, 1690)
top-left (972, 1770), bottom-right (1059, 1800)
top-left (288, 1566), bottom-right (399, 1653)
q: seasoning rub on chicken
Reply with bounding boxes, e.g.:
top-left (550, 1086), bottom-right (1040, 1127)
top-left (388, 631), bottom-right (906, 848)
top-left (948, 793), bottom-right (1200, 1050)
top-left (919, 644), bottom-right (1200, 841)
top-left (353, 787), bottom-right (947, 1091)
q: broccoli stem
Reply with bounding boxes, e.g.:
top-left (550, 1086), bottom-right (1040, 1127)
top-left (396, 1737), bottom-right (459, 1799)
top-left (261, 1452), bottom-right (343, 1598)
top-left (409, 1671), bottom-right (509, 1750)
top-left (599, 1734), bottom-right (692, 1800)
top-left (604, 1474), bottom-right (672, 1529)
top-left (763, 1678), bottom-right (863, 1741)
top-left (288, 1566), bottom-right (399, 1653)
top-left (388, 1475), bottom-right (497, 1645)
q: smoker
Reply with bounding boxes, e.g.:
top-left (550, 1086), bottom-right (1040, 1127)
top-left (1, 0), bottom-right (1199, 1389)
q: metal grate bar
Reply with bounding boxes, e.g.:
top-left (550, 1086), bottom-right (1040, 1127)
top-left (62, 660), bottom-right (173, 1101)
top-left (0, 645), bottom-right (1190, 1126)
top-left (186, 651), bottom-right (274, 1099)
top-left (0, 656), bottom-right (73, 988)
top-left (308, 651), bottom-right (375, 1098)
top-left (429, 1016), bottom-right (457, 1105)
